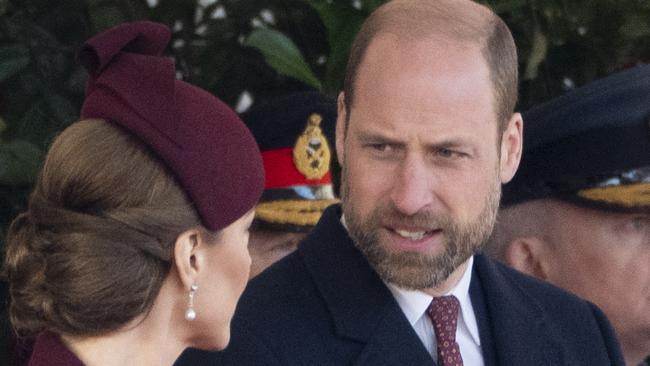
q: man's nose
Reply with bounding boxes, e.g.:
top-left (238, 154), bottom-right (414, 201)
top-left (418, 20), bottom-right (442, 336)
top-left (389, 156), bottom-right (434, 216)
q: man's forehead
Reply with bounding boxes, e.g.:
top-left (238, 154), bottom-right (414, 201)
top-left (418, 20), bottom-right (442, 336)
top-left (355, 36), bottom-right (494, 104)
top-left (361, 33), bottom-right (483, 69)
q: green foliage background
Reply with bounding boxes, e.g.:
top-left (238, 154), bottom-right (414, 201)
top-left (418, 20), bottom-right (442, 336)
top-left (1, 0), bottom-right (650, 362)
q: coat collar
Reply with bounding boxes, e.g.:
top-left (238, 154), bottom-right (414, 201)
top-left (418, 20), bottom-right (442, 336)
top-left (28, 332), bottom-right (85, 366)
top-left (471, 254), bottom-right (563, 366)
top-left (298, 205), bottom-right (434, 365)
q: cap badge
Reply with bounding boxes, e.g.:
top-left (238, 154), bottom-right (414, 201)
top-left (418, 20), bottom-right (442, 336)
top-left (293, 113), bottom-right (331, 180)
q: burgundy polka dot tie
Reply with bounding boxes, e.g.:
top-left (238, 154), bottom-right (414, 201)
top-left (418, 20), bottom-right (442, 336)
top-left (426, 295), bottom-right (464, 366)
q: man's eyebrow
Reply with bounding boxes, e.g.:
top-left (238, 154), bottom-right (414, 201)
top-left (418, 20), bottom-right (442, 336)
top-left (355, 131), bottom-right (403, 145)
top-left (425, 139), bottom-right (469, 149)
top-left (357, 131), bottom-right (473, 148)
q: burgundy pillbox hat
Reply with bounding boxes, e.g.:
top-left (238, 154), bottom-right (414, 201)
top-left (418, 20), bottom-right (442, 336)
top-left (78, 21), bottom-right (264, 231)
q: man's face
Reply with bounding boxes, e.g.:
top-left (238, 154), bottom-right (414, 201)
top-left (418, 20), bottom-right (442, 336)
top-left (543, 202), bottom-right (650, 363)
top-left (337, 35), bottom-right (520, 290)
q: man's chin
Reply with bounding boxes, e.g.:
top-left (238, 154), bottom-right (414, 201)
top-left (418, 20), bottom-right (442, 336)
top-left (384, 270), bottom-right (439, 290)
top-left (369, 252), bottom-right (454, 289)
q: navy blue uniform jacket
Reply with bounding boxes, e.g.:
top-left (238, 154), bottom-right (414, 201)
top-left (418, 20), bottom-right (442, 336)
top-left (177, 205), bottom-right (623, 366)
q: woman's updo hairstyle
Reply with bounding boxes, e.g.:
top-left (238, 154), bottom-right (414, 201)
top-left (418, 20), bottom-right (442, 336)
top-left (3, 21), bottom-right (264, 337)
top-left (5, 119), bottom-right (200, 336)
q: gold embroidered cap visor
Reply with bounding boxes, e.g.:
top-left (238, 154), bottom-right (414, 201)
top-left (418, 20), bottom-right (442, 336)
top-left (575, 167), bottom-right (650, 211)
top-left (518, 166), bottom-right (650, 213)
top-left (254, 185), bottom-right (340, 232)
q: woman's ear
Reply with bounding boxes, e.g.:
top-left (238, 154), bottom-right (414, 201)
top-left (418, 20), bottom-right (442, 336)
top-left (173, 228), bottom-right (203, 290)
top-left (503, 236), bottom-right (551, 280)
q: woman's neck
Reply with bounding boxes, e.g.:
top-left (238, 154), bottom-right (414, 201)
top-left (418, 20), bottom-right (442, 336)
top-left (61, 283), bottom-right (188, 366)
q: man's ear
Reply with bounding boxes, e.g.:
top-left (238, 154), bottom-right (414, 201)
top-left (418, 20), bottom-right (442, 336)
top-left (499, 112), bottom-right (523, 183)
top-left (173, 228), bottom-right (204, 291)
top-left (503, 236), bottom-right (550, 280)
top-left (335, 92), bottom-right (347, 167)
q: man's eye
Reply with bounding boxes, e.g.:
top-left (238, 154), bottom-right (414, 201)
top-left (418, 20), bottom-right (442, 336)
top-left (435, 148), bottom-right (464, 159)
top-left (366, 143), bottom-right (395, 155)
top-left (370, 144), bottom-right (390, 152)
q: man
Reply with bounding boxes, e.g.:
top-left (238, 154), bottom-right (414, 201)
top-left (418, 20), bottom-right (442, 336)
top-left (486, 65), bottom-right (650, 366)
top-left (176, 1), bottom-right (623, 365)
top-left (241, 91), bottom-right (339, 278)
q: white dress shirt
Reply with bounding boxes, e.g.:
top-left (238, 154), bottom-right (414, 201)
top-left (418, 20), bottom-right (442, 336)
top-left (386, 256), bottom-right (484, 366)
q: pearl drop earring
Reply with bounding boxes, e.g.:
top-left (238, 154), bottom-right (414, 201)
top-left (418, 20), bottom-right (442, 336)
top-left (185, 284), bottom-right (198, 321)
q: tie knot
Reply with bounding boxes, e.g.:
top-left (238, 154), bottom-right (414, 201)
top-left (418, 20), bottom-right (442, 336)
top-left (426, 295), bottom-right (460, 342)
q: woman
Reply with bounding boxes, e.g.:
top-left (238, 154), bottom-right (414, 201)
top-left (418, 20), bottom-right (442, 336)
top-left (3, 21), bottom-right (264, 365)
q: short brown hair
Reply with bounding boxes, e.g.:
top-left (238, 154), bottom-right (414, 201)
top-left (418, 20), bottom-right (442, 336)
top-left (343, 0), bottom-right (518, 130)
top-left (3, 119), bottom-right (201, 337)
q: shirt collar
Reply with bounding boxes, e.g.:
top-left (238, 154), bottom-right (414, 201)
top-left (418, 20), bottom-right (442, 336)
top-left (386, 256), bottom-right (481, 346)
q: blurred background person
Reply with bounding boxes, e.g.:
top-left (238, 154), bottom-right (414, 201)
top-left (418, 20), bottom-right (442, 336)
top-left (3, 21), bottom-right (264, 366)
top-left (486, 65), bottom-right (650, 366)
top-left (241, 91), bottom-right (339, 278)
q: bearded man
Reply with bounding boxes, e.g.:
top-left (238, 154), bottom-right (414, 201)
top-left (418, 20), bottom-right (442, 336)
top-left (176, 1), bottom-right (623, 365)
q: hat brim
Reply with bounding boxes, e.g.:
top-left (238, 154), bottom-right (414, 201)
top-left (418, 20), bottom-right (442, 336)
top-left (575, 182), bottom-right (650, 212)
top-left (255, 199), bottom-right (340, 228)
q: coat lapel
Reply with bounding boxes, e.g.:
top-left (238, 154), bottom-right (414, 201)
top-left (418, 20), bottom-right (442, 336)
top-left (299, 206), bottom-right (434, 366)
top-left (352, 322), bottom-right (435, 366)
top-left (472, 255), bottom-right (564, 366)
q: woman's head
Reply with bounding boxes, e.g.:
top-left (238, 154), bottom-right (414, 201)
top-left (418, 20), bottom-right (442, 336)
top-left (4, 20), bottom-right (264, 353)
top-left (5, 119), bottom-right (200, 337)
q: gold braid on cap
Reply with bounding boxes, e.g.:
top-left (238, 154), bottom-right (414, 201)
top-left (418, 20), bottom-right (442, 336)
top-left (577, 182), bottom-right (650, 207)
top-left (255, 198), bottom-right (340, 226)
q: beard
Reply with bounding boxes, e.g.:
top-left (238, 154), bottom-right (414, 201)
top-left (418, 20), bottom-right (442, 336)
top-left (341, 165), bottom-right (501, 290)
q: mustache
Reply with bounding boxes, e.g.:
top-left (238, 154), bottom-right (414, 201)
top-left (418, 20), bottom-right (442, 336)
top-left (374, 206), bottom-right (452, 230)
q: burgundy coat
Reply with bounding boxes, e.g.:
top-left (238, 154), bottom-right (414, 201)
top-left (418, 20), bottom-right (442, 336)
top-left (28, 332), bottom-right (84, 366)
